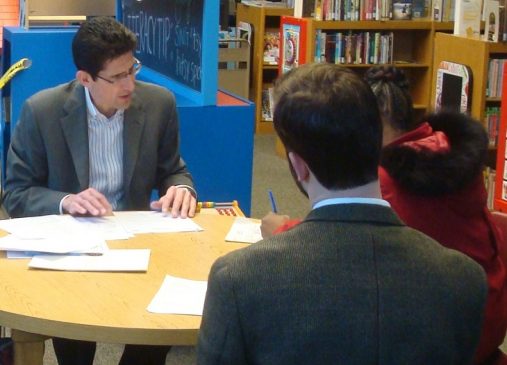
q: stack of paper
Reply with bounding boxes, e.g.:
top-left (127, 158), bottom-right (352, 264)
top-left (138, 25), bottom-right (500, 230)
top-left (0, 215), bottom-right (108, 254)
top-left (0, 212), bottom-right (204, 271)
top-left (29, 249), bottom-right (151, 272)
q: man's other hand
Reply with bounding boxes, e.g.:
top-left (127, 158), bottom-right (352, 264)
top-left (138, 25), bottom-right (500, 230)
top-left (150, 186), bottom-right (197, 218)
top-left (62, 188), bottom-right (113, 216)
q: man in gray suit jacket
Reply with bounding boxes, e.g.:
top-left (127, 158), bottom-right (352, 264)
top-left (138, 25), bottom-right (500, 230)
top-left (197, 63), bottom-right (488, 365)
top-left (3, 17), bottom-right (195, 365)
top-left (4, 17), bottom-right (196, 219)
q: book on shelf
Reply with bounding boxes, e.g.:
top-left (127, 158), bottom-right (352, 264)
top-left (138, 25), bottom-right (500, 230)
top-left (485, 167), bottom-right (496, 210)
top-left (484, 0), bottom-right (500, 41)
top-left (240, 0), bottom-right (292, 7)
top-left (279, 17), bottom-right (308, 74)
top-left (263, 31), bottom-right (281, 65)
top-left (393, 1), bottom-right (413, 20)
top-left (434, 0), bottom-right (455, 20)
top-left (487, 59), bottom-right (507, 97)
top-left (453, 0), bottom-right (481, 37)
top-left (485, 106), bottom-right (500, 148)
top-left (297, 0), bottom-right (400, 20)
top-left (313, 30), bottom-right (393, 65)
top-left (281, 23), bottom-right (301, 72)
top-left (261, 88), bottom-right (274, 121)
top-left (293, 0), bottom-right (316, 17)
top-left (443, 0), bottom-right (456, 20)
top-left (413, 0), bottom-right (430, 17)
top-left (500, 0), bottom-right (507, 41)
top-left (432, 0), bottom-right (443, 20)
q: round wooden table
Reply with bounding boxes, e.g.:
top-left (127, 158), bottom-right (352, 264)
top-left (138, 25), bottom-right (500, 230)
top-left (0, 213), bottom-right (248, 364)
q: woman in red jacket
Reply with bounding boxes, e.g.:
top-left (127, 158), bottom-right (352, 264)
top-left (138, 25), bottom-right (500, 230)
top-left (368, 65), bottom-right (507, 365)
top-left (262, 65), bottom-right (507, 365)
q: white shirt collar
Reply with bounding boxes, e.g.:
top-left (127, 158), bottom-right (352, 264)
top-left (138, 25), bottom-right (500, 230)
top-left (313, 197), bottom-right (391, 210)
top-left (84, 87), bottom-right (124, 120)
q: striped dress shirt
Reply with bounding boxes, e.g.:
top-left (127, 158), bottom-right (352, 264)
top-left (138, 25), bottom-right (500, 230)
top-left (85, 88), bottom-right (124, 210)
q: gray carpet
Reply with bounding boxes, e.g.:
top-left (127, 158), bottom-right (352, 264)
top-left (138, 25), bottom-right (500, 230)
top-left (40, 134), bottom-right (507, 363)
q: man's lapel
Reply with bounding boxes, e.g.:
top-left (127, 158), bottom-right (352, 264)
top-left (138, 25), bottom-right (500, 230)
top-left (123, 97), bottom-right (145, 189)
top-left (60, 84), bottom-right (89, 190)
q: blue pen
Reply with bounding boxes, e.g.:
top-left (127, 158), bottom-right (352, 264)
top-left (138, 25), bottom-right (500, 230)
top-left (268, 189), bottom-right (278, 213)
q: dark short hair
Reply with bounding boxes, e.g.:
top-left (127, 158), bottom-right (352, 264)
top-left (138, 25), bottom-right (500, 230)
top-left (273, 63), bottom-right (382, 190)
top-left (364, 65), bottom-right (415, 132)
top-left (72, 16), bottom-right (137, 79)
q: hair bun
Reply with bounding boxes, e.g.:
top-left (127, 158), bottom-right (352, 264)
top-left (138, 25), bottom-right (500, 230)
top-left (364, 65), bottom-right (409, 90)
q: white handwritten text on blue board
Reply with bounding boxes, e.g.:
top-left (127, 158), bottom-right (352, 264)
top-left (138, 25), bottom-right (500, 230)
top-left (122, 0), bottom-right (203, 91)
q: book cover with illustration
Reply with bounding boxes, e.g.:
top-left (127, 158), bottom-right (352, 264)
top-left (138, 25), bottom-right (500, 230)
top-left (263, 31), bottom-right (281, 64)
top-left (434, 60), bottom-right (472, 113)
top-left (282, 24), bottom-right (301, 73)
top-left (454, 0), bottom-right (481, 37)
top-left (279, 16), bottom-right (308, 74)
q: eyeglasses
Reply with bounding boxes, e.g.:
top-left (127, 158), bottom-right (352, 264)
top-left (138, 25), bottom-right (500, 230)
top-left (96, 58), bottom-right (142, 85)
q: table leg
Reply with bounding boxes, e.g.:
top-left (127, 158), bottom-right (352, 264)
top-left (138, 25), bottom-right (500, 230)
top-left (11, 329), bottom-right (47, 365)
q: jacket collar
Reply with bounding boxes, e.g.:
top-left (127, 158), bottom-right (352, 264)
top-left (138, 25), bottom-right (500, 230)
top-left (304, 203), bottom-right (405, 227)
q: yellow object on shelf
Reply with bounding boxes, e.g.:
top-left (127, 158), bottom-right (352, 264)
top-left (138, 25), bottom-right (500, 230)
top-left (0, 58), bottom-right (31, 89)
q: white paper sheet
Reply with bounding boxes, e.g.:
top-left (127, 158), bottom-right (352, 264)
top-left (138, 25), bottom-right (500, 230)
top-left (225, 217), bottom-right (262, 244)
top-left (147, 275), bottom-right (207, 315)
top-left (111, 211), bottom-right (203, 234)
top-left (0, 234), bottom-right (106, 254)
top-left (0, 215), bottom-right (91, 239)
top-left (73, 216), bottom-right (133, 240)
top-left (28, 249), bottom-right (151, 272)
top-left (6, 241), bottom-right (109, 259)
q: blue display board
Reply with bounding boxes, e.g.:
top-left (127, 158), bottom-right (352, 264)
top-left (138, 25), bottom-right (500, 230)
top-left (122, 0), bottom-right (203, 91)
top-left (118, 0), bottom-right (218, 106)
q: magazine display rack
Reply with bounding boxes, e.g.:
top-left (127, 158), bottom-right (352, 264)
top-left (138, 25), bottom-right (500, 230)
top-left (219, 38), bottom-right (251, 99)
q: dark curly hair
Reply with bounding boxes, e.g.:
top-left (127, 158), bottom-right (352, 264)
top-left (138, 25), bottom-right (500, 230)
top-left (364, 65), bottom-right (415, 132)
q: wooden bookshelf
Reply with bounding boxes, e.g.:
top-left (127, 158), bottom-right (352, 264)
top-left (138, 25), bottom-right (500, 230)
top-left (273, 17), bottom-right (453, 157)
top-left (302, 19), bottom-right (453, 116)
top-left (236, 3), bottom-right (293, 134)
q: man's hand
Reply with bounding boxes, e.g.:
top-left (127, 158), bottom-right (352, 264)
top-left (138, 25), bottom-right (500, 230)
top-left (150, 186), bottom-right (197, 218)
top-left (261, 212), bottom-right (290, 239)
top-left (62, 188), bottom-right (113, 216)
